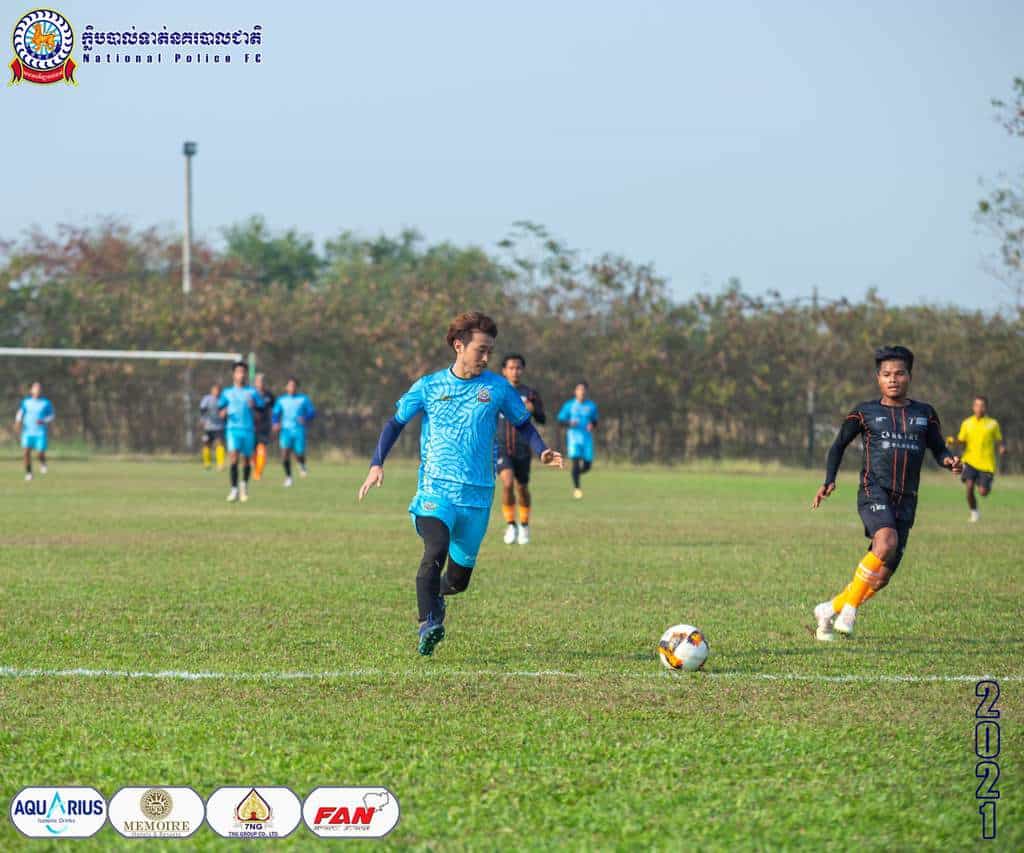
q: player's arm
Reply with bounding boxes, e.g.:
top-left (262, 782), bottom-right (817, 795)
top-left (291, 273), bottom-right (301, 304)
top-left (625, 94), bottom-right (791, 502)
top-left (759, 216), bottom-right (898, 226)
top-left (995, 421), bottom-right (1006, 456)
top-left (588, 404), bottom-right (599, 432)
top-left (514, 418), bottom-right (563, 468)
top-left (926, 409), bottom-right (962, 473)
top-left (42, 401), bottom-right (54, 424)
top-left (217, 391), bottom-right (228, 419)
top-left (301, 397), bottom-right (316, 426)
top-left (271, 399), bottom-right (283, 432)
top-left (359, 378), bottom-right (425, 500)
top-left (812, 411), bottom-right (862, 508)
top-left (530, 391), bottom-right (547, 425)
top-left (15, 401), bottom-right (24, 426)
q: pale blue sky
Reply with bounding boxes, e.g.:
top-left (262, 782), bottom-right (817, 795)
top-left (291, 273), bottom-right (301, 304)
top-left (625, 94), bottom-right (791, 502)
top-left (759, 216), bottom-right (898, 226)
top-left (2, 0), bottom-right (1021, 309)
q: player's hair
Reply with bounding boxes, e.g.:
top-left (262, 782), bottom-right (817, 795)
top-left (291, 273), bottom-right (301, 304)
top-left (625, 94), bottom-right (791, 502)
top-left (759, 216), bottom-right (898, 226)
top-left (576, 380), bottom-right (589, 389)
top-left (502, 353), bottom-right (525, 368)
top-left (232, 360), bottom-right (247, 371)
top-left (446, 311), bottom-right (498, 350)
top-left (287, 376), bottom-right (300, 387)
top-left (874, 345), bottom-right (914, 374)
top-left (974, 394), bottom-right (988, 405)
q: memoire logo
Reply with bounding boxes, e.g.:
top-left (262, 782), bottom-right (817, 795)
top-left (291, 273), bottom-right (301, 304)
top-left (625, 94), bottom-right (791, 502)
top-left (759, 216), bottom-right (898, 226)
top-left (10, 787), bottom-right (106, 838)
top-left (108, 786), bottom-right (205, 839)
top-left (205, 786), bottom-right (301, 839)
top-left (303, 787), bottom-right (401, 838)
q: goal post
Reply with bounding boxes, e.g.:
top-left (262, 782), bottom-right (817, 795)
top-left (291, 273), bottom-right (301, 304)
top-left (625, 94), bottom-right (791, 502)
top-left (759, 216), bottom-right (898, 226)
top-left (0, 347), bottom-right (256, 452)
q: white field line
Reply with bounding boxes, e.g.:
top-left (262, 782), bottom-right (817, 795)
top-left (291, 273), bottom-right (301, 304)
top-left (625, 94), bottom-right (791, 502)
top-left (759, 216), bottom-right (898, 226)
top-left (0, 665), bottom-right (1019, 685)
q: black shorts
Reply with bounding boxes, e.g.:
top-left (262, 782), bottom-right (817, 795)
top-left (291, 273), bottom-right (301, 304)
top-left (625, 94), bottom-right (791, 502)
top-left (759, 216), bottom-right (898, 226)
top-left (857, 489), bottom-right (914, 570)
top-left (203, 430), bottom-right (224, 445)
top-left (255, 431), bottom-right (272, 445)
top-left (496, 453), bottom-right (531, 485)
top-left (961, 463), bottom-right (994, 491)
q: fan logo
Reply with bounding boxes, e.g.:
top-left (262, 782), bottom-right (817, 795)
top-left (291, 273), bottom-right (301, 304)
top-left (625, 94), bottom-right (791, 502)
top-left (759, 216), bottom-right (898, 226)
top-left (303, 787), bottom-right (401, 838)
top-left (9, 9), bottom-right (77, 85)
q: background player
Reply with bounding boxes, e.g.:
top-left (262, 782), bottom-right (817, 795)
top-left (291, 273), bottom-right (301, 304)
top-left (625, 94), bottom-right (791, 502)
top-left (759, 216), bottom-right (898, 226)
top-left (15, 381), bottom-right (54, 482)
top-left (557, 382), bottom-right (599, 499)
top-left (495, 353), bottom-right (547, 545)
top-left (952, 395), bottom-right (1006, 522)
top-left (358, 311), bottom-right (562, 656)
top-left (811, 346), bottom-right (961, 640)
top-left (252, 373), bottom-right (276, 481)
top-left (198, 382), bottom-right (226, 471)
top-left (272, 378), bottom-right (316, 487)
top-left (218, 362), bottom-right (265, 503)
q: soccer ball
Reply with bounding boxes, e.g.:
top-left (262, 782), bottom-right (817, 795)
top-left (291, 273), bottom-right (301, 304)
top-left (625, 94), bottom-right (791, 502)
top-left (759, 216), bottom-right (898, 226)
top-left (657, 624), bottom-right (709, 672)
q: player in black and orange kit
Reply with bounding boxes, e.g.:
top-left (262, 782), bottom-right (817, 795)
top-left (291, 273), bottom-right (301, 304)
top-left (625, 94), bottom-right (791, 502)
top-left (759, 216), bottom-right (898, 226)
top-left (495, 354), bottom-right (547, 545)
top-left (811, 346), bottom-right (962, 640)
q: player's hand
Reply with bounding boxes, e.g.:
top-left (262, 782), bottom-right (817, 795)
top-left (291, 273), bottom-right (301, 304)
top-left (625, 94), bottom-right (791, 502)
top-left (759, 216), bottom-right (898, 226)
top-left (811, 482), bottom-right (835, 509)
top-left (358, 465), bottom-right (384, 500)
top-left (524, 399), bottom-right (535, 413)
top-left (272, 424), bottom-right (281, 434)
top-left (943, 455), bottom-right (963, 475)
top-left (540, 449), bottom-right (564, 469)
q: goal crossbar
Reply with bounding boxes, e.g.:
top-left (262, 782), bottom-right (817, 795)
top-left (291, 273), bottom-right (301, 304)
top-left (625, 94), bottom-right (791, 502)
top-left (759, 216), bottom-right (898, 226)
top-left (0, 347), bottom-right (242, 362)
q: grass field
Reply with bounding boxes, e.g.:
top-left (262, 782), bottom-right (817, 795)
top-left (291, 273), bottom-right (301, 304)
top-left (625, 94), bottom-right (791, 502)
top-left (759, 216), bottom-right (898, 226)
top-left (0, 459), bottom-right (1020, 850)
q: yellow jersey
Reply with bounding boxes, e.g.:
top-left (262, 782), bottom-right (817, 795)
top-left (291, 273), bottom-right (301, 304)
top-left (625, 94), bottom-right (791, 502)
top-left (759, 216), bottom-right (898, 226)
top-left (957, 416), bottom-right (1003, 473)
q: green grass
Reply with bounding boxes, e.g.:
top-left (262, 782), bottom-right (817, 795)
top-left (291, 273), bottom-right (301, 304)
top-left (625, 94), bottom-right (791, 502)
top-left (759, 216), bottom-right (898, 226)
top-left (0, 460), bottom-right (1020, 850)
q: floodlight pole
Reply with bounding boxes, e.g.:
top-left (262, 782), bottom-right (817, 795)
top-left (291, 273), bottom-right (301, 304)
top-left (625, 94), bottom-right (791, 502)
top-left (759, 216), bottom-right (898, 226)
top-left (182, 141), bottom-right (198, 451)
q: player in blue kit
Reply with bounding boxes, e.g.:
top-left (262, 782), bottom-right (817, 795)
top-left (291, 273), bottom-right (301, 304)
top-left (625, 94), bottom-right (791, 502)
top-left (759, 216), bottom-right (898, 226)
top-left (358, 311), bottom-right (563, 656)
top-left (217, 361), bottom-right (265, 503)
top-left (272, 378), bottom-right (316, 487)
top-left (557, 382), bottom-right (599, 499)
top-left (15, 382), bottom-right (54, 482)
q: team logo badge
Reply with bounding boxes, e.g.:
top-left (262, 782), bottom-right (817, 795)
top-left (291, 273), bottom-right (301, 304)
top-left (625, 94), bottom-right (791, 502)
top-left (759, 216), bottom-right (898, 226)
top-left (477, 389), bottom-right (491, 403)
top-left (9, 9), bottom-right (77, 85)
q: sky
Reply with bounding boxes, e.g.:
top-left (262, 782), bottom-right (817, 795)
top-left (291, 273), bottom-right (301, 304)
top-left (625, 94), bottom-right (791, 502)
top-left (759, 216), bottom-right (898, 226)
top-left (2, 0), bottom-right (1022, 311)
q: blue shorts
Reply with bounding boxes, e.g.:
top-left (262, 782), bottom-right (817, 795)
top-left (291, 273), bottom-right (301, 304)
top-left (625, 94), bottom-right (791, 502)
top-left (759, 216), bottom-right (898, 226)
top-left (226, 429), bottom-right (255, 457)
top-left (567, 433), bottom-right (594, 463)
top-left (409, 492), bottom-right (491, 568)
top-left (279, 427), bottom-right (306, 455)
top-left (21, 434), bottom-right (47, 451)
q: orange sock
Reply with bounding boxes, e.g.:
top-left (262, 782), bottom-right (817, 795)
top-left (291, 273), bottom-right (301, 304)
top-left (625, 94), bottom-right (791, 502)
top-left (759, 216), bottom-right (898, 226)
top-left (519, 505), bottom-right (531, 525)
top-left (502, 504), bottom-right (515, 524)
top-left (254, 443), bottom-right (266, 479)
top-left (832, 552), bottom-right (885, 611)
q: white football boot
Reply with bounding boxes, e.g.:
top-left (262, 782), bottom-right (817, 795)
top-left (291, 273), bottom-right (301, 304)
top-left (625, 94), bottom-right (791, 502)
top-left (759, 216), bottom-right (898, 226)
top-left (833, 603), bottom-right (857, 636)
top-left (283, 476), bottom-right (293, 488)
top-left (503, 523), bottom-right (517, 545)
top-left (226, 487), bottom-right (239, 502)
top-left (970, 509), bottom-right (980, 523)
top-left (24, 472), bottom-right (33, 482)
top-left (239, 483), bottom-right (249, 503)
top-left (572, 488), bottom-right (583, 500)
top-left (299, 467), bottom-right (308, 478)
top-left (517, 524), bottom-right (530, 545)
top-left (39, 464), bottom-right (48, 475)
top-left (814, 601), bottom-right (836, 642)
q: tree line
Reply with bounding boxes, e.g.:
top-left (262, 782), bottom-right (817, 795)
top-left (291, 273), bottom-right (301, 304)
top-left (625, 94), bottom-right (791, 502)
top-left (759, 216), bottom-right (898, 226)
top-left (1, 219), bottom-right (1020, 471)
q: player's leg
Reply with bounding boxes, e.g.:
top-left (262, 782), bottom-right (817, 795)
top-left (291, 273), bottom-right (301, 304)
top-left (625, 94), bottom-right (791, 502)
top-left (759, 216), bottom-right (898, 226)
top-left (514, 458), bottom-right (532, 544)
top-left (962, 464), bottom-right (979, 521)
top-left (295, 430), bottom-right (308, 477)
top-left (498, 465), bottom-right (517, 543)
top-left (254, 439), bottom-right (266, 480)
top-left (570, 454), bottom-right (583, 499)
top-left (239, 434), bottom-right (254, 501)
top-left (38, 448), bottom-right (47, 475)
top-left (215, 434), bottom-right (226, 470)
top-left (815, 497), bottom-right (896, 640)
top-left (281, 430), bottom-right (294, 486)
top-left (226, 431), bottom-right (241, 501)
top-left (413, 514), bottom-right (452, 655)
top-left (22, 442), bottom-right (32, 481)
top-left (442, 505), bottom-right (488, 598)
top-left (976, 470), bottom-right (993, 502)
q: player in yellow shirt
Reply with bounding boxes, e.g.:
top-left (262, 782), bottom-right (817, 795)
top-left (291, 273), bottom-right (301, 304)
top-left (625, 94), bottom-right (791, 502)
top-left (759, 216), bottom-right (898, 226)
top-left (953, 396), bottom-right (1006, 523)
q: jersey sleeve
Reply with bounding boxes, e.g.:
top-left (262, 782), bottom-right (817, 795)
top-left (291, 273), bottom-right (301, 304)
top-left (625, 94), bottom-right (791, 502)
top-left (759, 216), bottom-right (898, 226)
top-left (16, 399), bottom-right (25, 422)
top-left (43, 400), bottom-right (54, 421)
top-left (994, 420), bottom-right (1003, 443)
top-left (217, 392), bottom-right (228, 410)
top-left (957, 418), bottom-right (969, 443)
top-left (303, 396), bottom-right (316, 423)
top-left (395, 377), bottom-right (427, 424)
top-left (824, 409), bottom-right (864, 485)
top-left (251, 390), bottom-right (265, 410)
top-left (926, 407), bottom-right (952, 464)
top-left (590, 402), bottom-right (599, 425)
top-left (271, 398), bottom-right (283, 425)
top-left (500, 380), bottom-right (531, 427)
top-left (530, 390), bottom-right (547, 425)
top-left (557, 400), bottom-right (572, 423)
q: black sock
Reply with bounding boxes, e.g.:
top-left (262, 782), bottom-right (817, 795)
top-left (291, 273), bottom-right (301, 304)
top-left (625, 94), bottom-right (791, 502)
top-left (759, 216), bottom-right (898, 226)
top-left (440, 560), bottom-right (472, 596)
top-left (284, 458), bottom-right (292, 477)
top-left (243, 463), bottom-right (251, 483)
top-left (297, 454), bottom-right (306, 469)
top-left (582, 460), bottom-right (592, 476)
top-left (25, 461), bottom-right (31, 474)
top-left (572, 458), bottom-right (582, 488)
top-left (230, 463), bottom-right (239, 487)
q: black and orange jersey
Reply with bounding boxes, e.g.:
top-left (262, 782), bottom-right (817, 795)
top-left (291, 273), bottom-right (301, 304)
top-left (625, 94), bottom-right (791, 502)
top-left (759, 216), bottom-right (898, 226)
top-left (824, 399), bottom-right (953, 500)
top-left (496, 383), bottom-right (546, 459)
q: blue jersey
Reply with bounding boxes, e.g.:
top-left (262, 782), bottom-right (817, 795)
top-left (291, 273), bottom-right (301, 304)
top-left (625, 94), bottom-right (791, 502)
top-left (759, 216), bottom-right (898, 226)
top-left (18, 397), bottom-right (54, 437)
top-left (217, 386), bottom-right (265, 432)
top-left (272, 393), bottom-right (316, 431)
top-left (557, 398), bottom-right (599, 442)
top-left (396, 368), bottom-right (531, 507)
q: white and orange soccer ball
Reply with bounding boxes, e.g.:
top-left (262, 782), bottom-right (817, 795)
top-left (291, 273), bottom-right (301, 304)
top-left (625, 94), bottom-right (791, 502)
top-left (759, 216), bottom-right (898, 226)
top-left (657, 624), bottom-right (709, 671)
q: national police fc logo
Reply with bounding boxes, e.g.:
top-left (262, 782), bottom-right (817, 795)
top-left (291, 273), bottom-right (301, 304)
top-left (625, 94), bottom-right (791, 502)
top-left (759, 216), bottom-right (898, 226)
top-left (10, 9), bottom-right (77, 85)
